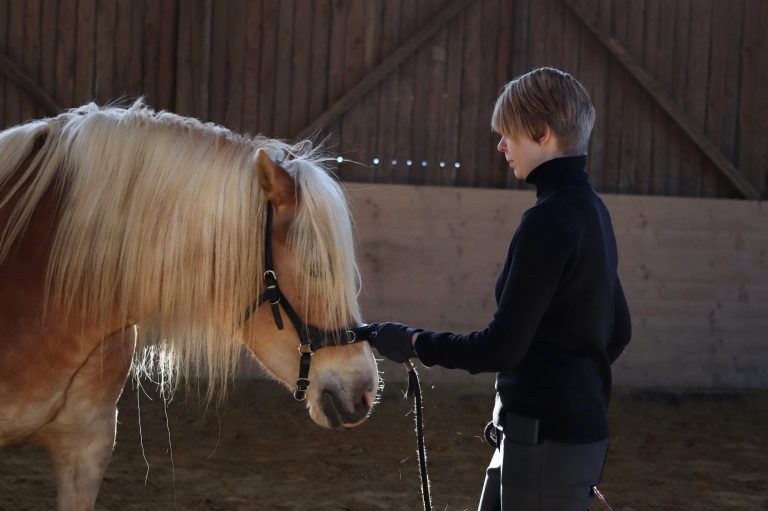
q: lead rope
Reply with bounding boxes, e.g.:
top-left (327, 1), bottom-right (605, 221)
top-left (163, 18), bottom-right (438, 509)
top-left (403, 360), bottom-right (432, 511)
top-left (591, 486), bottom-right (614, 511)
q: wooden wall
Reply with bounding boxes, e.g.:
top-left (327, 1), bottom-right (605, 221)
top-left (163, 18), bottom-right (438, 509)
top-left (1, 0), bottom-right (766, 198)
top-left (348, 183), bottom-right (768, 388)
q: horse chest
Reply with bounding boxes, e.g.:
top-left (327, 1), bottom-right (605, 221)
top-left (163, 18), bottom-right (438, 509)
top-left (0, 330), bottom-right (125, 446)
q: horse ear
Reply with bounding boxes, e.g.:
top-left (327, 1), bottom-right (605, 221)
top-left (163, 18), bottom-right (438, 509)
top-left (255, 148), bottom-right (296, 209)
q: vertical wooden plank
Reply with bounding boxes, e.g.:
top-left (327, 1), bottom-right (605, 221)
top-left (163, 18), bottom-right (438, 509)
top-left (128, 0), bottom-right (144, 97)
top-left (577, 0), bottom-right (607, 191)
top-left (112, 0), bottom-right (130, 99)
top-left (142, 0), bottom-right (162, 105)
top-left (393, 0), bottom-right (416, 184)
top-left (339, 0), bottom-right (364, 180)
top-left (257, 0), bottom-right (278, 133)
top-left (545, 0), bottom-right (565, 67)
top-left (475, 0), bottom-right (499, 188)
top-left (601, 0), bottom-right (623, 193)
top-left (113, 0), bottom-right (143, 100)
top-left (706, 0), bottom-right (743, 198)
top-left (0, 1), bottom-right (9, 125)
top-left (175, 0), bottom-right (212, 118)
top-left (508, 0), bottom-right (530, 189)
top-left (241, 0), bottom-right (263, 134)
top-left (738, 0), bottom-right (768, 197)
top-left (74, 0), bottom-right (96, 106)
top-left (306, 0), bottom-right (330, 125)
top-left (143, 0), bottom-right (176, 109)
top-left (633, 0), bottom-right (652, 195)
top-left (323, 0), bottom-right (349, 168)
top-left (680, 0), bottom-right (712, 197)
top-left (226, 0), bottom-right (245, 131)
top-left (510, 0), bottom-right (530, 78)
top-left (408, 0), bottom-right (433, 185)
top-left (155, 0), bottom-right (177, 111)
top-left (560, 0), bottom-right (580, 74)
top-left (715, 1), bottom-right (744, 168)
top-left (272, 0), bottom-right (294, 137)
top-left (488, 0), bottom-right (512, 189)
top-left (696, 0), bottom-right (719, 198)
top-left (327, 0), bottom-right (347, 106)
top-left (424, 0), bottom-right (449, 186)
top-left (113, 0), bottom-right (130, 99)
top-left (456, 0), bottom-right (481, 187)
top-left (440, 6), bottom-right (464, 187)
top-left (374, 0), bottom-right (401, 183)
top-left (94, 0), bottom-right (116, 104)
top-left (666, 0), bottom-right (690, 196)
top-left (528, 0), bottom-right (549, 68)
top-left (614, 0), bottom-right (638, 194)
top-left (208, 0), bottom-right (228, 124)
top-left (288, 0), bottom-right (312, 137)
top-left (649, 0), bottom-right (672, 196)
top-left (361, 0), bottom-right (383, 180)
top-left (20, 0), bottom-right (41, 119)
top-left (54, 0), bottom-right (75, 107)
top-left (6, 0), bottom-right (25, 124)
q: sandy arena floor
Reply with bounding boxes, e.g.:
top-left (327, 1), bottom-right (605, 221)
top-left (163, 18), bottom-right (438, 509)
top-left (1, 377), bottom-right (766, 510)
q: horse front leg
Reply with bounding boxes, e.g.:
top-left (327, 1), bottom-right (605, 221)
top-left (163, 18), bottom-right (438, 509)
top-left (46, 405), bottom-right (120, 510)
top-left (31, 327), bottom-right (136, 511)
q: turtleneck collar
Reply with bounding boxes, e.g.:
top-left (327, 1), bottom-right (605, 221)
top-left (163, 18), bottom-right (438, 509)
top-left (525, 155), bottom-right (589, 198)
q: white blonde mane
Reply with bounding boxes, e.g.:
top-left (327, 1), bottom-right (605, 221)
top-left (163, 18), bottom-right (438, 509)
top-left (0, 101), bottom-right (360, 399)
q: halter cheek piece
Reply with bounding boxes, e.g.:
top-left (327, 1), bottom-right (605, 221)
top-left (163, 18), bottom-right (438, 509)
top-left (244, 202), bottom-right (375, 401)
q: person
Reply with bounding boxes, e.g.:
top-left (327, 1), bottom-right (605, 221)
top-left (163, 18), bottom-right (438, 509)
top-left (367, 67), bottom-right (632, 511)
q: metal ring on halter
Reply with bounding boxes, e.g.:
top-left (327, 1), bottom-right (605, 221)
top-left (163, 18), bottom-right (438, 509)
top-left (345, 330), bottom-right (356, 343)
top-left (298, 343), bottom-right (314, 355)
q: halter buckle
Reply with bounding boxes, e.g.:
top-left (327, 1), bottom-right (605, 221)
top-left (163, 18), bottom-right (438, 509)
top-left (298, 343), bottom-right (314, 355)
top-left (294, 377), bottom-right (311, 400)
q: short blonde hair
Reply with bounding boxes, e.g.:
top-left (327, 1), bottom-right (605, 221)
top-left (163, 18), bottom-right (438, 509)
top-left (491, 67), bottom-right (595, 155)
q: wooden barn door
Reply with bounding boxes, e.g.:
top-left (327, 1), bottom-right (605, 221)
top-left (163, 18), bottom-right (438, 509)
top-left (1, 0), bottom-right (766, 198)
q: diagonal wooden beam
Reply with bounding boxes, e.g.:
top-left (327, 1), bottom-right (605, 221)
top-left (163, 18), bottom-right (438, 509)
top-left (0, 51), bottom-right (61, 117)
top-left (296, 0), bottom-right (476, 140)
top-left (562, 0), bottom-right (761, 200)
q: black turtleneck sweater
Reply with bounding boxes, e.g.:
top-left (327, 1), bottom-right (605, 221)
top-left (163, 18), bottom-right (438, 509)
top-left (414, 155), bottom-right (631, 443)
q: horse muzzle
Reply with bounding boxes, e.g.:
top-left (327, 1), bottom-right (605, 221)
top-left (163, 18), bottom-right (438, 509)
top-left (316, 384), bottom-right (375, 429)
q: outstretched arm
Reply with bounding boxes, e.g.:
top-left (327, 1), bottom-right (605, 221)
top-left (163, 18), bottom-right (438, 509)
top-left (411, 208), bottom-right (573, 374)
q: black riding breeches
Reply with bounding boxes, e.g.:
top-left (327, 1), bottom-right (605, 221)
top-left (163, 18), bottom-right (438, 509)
top-left (477, 434), bottom-right (608, 511)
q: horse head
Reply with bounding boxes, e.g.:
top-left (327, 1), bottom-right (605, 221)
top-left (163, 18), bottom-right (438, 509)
top-left (243, 149), bottom-right (379, 429)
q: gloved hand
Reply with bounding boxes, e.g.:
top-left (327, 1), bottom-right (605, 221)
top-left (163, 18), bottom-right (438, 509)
top-left (367, 322), bottom-right (421, 363)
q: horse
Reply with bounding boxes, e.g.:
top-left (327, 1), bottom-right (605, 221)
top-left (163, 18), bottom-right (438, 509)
top-left (0, 101), bottom-right (379, 510)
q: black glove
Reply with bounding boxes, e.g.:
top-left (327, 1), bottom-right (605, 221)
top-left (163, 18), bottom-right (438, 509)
top-left (367, 322), bottom-right (421, 363)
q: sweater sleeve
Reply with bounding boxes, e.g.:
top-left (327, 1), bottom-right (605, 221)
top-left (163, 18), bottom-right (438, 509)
top-left (414, 207), bottom-right (573, 374)
top-left (606, 277), bottom-right (631, 363)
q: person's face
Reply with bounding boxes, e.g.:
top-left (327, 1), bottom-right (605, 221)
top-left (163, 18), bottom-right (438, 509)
top-left (497, 132), bottom-right (548, 180)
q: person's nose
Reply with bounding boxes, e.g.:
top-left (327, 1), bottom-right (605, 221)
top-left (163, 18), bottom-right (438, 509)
top-left (497, 138), bottom-right (506, 153)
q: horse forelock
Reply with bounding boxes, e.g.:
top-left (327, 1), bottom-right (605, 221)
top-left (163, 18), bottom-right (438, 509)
top-left (0, 100), bottom-right (360, 402)
top-left (286, 157), bottom-right (362, 329)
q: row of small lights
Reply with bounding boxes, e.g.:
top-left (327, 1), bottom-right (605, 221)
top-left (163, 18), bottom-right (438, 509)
top-left (335, 156), bottom-right (461, 168)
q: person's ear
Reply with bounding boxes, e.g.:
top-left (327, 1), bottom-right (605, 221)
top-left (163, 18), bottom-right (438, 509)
top-left (536, 125), bottom-right (554, 147)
